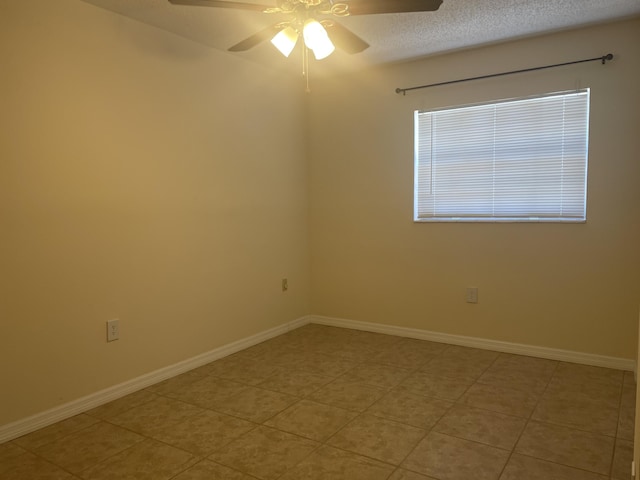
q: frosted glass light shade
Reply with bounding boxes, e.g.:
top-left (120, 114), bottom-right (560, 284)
top-left (310, 37), bottom-right (335, 60)
top-left (271, 27), bottom-right (299, 57)
top-left (303, 19), bottom-right (335, 60)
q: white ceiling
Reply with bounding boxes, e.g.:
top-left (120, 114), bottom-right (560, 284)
top-left (81, 0), bottom-right (640, 75)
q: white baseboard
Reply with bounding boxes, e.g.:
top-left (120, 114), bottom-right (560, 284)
top-left (309, 315), bottom-right (636, 372)
top-left (0, 315), bottom-right (310, 444)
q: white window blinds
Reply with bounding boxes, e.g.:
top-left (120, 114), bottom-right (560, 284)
top-left (414, 90), bottom-right (590, 222)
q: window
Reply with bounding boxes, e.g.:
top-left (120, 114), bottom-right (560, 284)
top-left (414, 90), bottom-right (590, 222)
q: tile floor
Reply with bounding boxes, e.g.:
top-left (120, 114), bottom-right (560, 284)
top-left (1, 324), bottom-right (636, 479)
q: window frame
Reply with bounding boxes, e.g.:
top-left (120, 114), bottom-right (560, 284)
top-left (413, 89), bottom-right (590, 223)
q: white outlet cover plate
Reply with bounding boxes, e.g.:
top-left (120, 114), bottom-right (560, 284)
top-left (107, 319), bottom-right (119, 342)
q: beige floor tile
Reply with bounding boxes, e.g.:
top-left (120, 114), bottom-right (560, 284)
top-left (13, 415), bottom-right (99, 451)
top-left (618, 406), bottom-right (635, 440)
top-left (264, 399), bottom-right (357, 441)
top-left (395, 338), bottom-right (449, 356)
top-left (477, 354), bottom-right (556, 394)
top-left (308, 380), bottom-right (387, 411)
top-left (616, 380), bottom-right (636, 440)
top-left (262, 336), bottom-right (310, 353)
top-left (151, 410), bottom-right (256, 456)
top-left (544, 376), bottom-right (621, 407)
top-left (367, 389), bottom-right (453, 429)
top-left (399, 371), bottom-right (473, 401)
top-left (34, 421), bottom-right (144, 474)
top-left (402, 431), bottom-right (509, 480)
top-left (302, 342), bottom-right (354, 359)
top-left (272, 350), bottom-right (357, 377)
top-left (200, 357), bottom-right (283, 385)
top-left (515, 421), bottom-right (614, 475)
top-left (621, 382), bottom-right (636, 410)
top-left (80, 439), bottom-right (197, 480)
top-left (388, 468), bottom-right (439, 480)
top-left (295, 334), bottom-right (344, 352)
top-left (209, 426), bottom-right (318, 480)
top-left (623, 370), bottom-right (636, 385)
top-left (492, 354), bottom-right (558, 374)
top-left (553, 363), bottom-right (624, 387)
top-left (433, 404), bottom-right (526, 450)
top-left (186, 364), bottom-right (216, 377)
top-left (0, 451), bottom-right (78, 479)
top-left (328, 414), bottom-right (426, 465)
top-left (291, 353), bottom-right (358, 377)
top-left (109, 396), bottom-right (203, 436)
top-left (499, 453), bottom-right (608, 480)
top-left (350, 330), bottom-right (404, 349)
top-left (171, 460), bottom-right (254, 480)
top-left (372, 349), bottom-right (436, 371)
top-left (269, 349), bottom-right (327, 368)
top-left (338, 363), bottom-right (412, 389)
top-left (317, 342), bottom-right (379, 362)
top-left (164, 376), bottom-right (248, 410)
top-left (278, 445), bottom-right (395, 480)
top-left (257, 370), bottom-right (334, 397)
top-left (476, 367), bottom-right (551, 395)
top-left (222, 341), bottom-right (288, 363)
top-left (440, 346), bottom-right (500, 364)
top-left (373, 338), bottom-right (446, 370)
top-left (0, 443), bottom-right (26, 466)
top-left (459, 383), bottom-right (538, 418)
top-left (531, 395), bottom-right (619, 436)
top-left (146, 371), bottom-right (204, 396)
top-left (420, 356), bottom-right (492, 382)
top-left (7, 326), bottom-right (634, 480)
top-left (212, 386), bottom-right (297, 422)
top-left (612, 438), bottom-right (634, 479)
top-left (85, 390), bottom-right (159, 420)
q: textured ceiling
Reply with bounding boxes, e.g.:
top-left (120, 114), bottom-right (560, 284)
top-left (81, 0), bottom-right (640, 75)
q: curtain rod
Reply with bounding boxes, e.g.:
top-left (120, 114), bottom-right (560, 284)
top-left (395, 53), bottom-right (614, 95)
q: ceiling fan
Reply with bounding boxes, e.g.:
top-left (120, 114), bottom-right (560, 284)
top-left (168, 0), bottom-right (443, 60)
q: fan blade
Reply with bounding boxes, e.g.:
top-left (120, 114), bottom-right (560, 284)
top-left (345, 0), bottom-right (443, 15)
top-left (228, 24), bottom-right (282, 51)
top-left (325, 22), bottom-right (369, 54)
top-left (168, 0), bottom-right (270, 12)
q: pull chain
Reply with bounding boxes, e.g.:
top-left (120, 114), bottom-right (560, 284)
top-left (303, 46), bottom-right (311, 93)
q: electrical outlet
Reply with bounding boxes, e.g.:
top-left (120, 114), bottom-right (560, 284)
top-left (282, 278), bottom-right (288, 292)
top-left (466, 287), bottom-right (478, 304)
top-left (107, 319), bottom-right (119, 342)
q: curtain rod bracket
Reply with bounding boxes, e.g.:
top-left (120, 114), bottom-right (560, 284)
top-left (396, 53), bottom-right (614, 95)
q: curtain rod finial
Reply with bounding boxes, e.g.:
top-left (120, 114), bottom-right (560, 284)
top-left (603, 53), bottom-right (613, 64)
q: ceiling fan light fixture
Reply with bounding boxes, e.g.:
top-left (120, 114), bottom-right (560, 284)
top-left (270, 26), bottom-right (299, 57)
top-left (303, 19), bottom-right (335, 60)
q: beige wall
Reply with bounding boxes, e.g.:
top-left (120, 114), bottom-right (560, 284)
top-left (1, 0), bottom-right (638, 431)
top-left (309, 19), bottom-right (640, 359)
top-left (0, 1), bottom-right (310, 426)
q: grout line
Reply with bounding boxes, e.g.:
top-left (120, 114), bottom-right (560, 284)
top-left (514, 451), bottom-right (619, 477)
top-left (493, 364), bottom-right (557, 478)
top-left (609, 379), bottom-right (627, 478)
